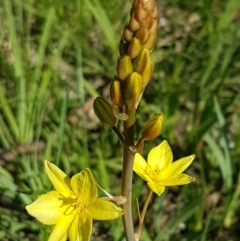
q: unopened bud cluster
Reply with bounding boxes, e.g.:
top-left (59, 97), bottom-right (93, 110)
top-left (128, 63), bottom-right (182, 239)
top-left (94, 0), bottom-right (159, 132)
top-left (110, 0), bottom-right (159, 114)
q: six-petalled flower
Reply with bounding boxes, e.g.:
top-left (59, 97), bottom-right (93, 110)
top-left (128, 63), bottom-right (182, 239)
top-left (133, 140), bottom-right (195, 196)
top-left (26, 160), bottom-right (124, 241)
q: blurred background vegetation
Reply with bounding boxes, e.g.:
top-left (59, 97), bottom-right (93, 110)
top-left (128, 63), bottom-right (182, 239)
top-left (0, 0), bottom-right (240, 240)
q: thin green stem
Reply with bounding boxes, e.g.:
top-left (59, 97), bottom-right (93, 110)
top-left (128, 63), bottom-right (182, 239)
top-left (138, 189), bottom-right (153, 236)
top-left (112, 126), bottom-right (125, 144)
top-left (121, 108), bottom-right (136, 241)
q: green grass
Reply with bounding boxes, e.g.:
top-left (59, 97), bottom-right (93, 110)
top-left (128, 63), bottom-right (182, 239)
top-left (0, 0), bottom-right (240, 240)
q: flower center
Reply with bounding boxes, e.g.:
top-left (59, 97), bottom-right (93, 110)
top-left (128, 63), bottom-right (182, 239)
top-left (77, 196), bottom-right (87, 212)
top-left (147, 166), bottom-right (162, 183)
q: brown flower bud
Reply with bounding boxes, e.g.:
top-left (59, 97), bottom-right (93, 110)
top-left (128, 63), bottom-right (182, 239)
top-left (123, 28), bottom-right (133, 42)
top-left (136, 24), bottom-right (149, 43)
top-left (128, 15), bottom-right (140, 32)
top-left (143, 31), bottom-right (157, 51)
top-left (124, 0), bottom-right (159, 50)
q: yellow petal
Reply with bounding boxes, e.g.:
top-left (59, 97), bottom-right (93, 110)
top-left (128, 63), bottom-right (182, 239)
top-left (71, 169), bottom-right (97, 203)
top-left (147, 182), bottom-right (165, 196)
top-left (133, 153), bottom-right (149, 182)
top-left (44, 160), bottom-right (72, 197)
top-left (26, 191), bottom-right (64, 225)
top-left (160, 174), bottom-right (195, 186)
top-left (88, 199), bottom-right (124, 220)
top-left (69, 209), bottom-right (92, 241)
top-left (48, 213), bottom-right (76, 241)
top-left (147, 141), bottom-right (173, 172)
top-left (167, 155), bottom-right (195, 178)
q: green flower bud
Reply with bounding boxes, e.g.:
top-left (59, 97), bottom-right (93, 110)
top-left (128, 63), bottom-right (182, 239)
top-left (125, 72), bottom-right (143, 110)
top-left (141, 114), bottom-right (164, 140)
top-left (117, 55), bottom-right (133, 81)
top-left (93, 97), bottom-right (116, 128)
top-left (133, 48), bottom-right (153, 87)
top-left (110, 78), bottom-right (125, 107)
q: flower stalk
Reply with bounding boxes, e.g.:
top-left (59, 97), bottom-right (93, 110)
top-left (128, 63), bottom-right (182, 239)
top-left (121, 108), bottom-right (136, 240)
top-left (135, 189), bottom-right (153, 241)
top-left (116, 0), bottom-right (159, 239)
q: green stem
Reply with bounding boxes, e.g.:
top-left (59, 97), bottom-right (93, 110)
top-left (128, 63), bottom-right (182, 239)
top-left (112, 126), bottom-right (125, 144)
top-left (121, 108), bottom-right (136, 241)
top-left (138, 189), bottom-right (153, 235)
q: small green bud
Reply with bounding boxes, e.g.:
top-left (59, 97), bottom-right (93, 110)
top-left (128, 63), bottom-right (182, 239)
top-left (141, 114), bottom-right (164, 140)
top-left (125, 72), bottom-right (143, 110)
top-left (110, 78), bottom-right (125, 107)
top-left (93, 97), bottom-right (116, 128)
top-left (117, 55), bottom-right (133, 81)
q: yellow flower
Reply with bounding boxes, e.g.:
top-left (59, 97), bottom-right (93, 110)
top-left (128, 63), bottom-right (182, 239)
top-left (26, 160), bottom-right (124, 241)
top-left (133, 140), bottom-right (195, 196)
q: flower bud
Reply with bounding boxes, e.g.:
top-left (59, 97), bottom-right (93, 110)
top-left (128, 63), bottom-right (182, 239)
top-left (119, 39), bottom-right (129, 56)
top-left (117, 55), bottom-right (133, 81)
top-left (125, 72), bottom-right (143, 110)
top-left (93, 97), bottom-right (116, 128)
top-left (110, 78), bottom-right (125, 107)
top-left (136, 24), bottom-right (149, 43)
top-left (141, 61), bottom-right (153, 87)
top-left (133, 48), bottom-right (153, 86)
top-left (123, 27), bottom-right (133, 42)
top-left (127, 37), bottom-right (142, 59)
top-left (126, 0), bottom-right (159, 50)
top-left (133, 48), bottom-right (150, 73)
top-left (141, 114), bottom-right (164, 140)
top-left (128, 16), bottom-right (140, 32)
top-left (143, 31), bottom-right (157, 51)
top-left (134, 0), bottom-right (152, 22)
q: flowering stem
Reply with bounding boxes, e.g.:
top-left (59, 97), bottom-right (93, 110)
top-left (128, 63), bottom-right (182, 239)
top-left (121, 108), bottom-right (136, 241)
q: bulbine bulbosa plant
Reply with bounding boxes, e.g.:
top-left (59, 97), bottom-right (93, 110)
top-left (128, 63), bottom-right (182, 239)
top-left (26, 0), bottom-right (195, 240)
